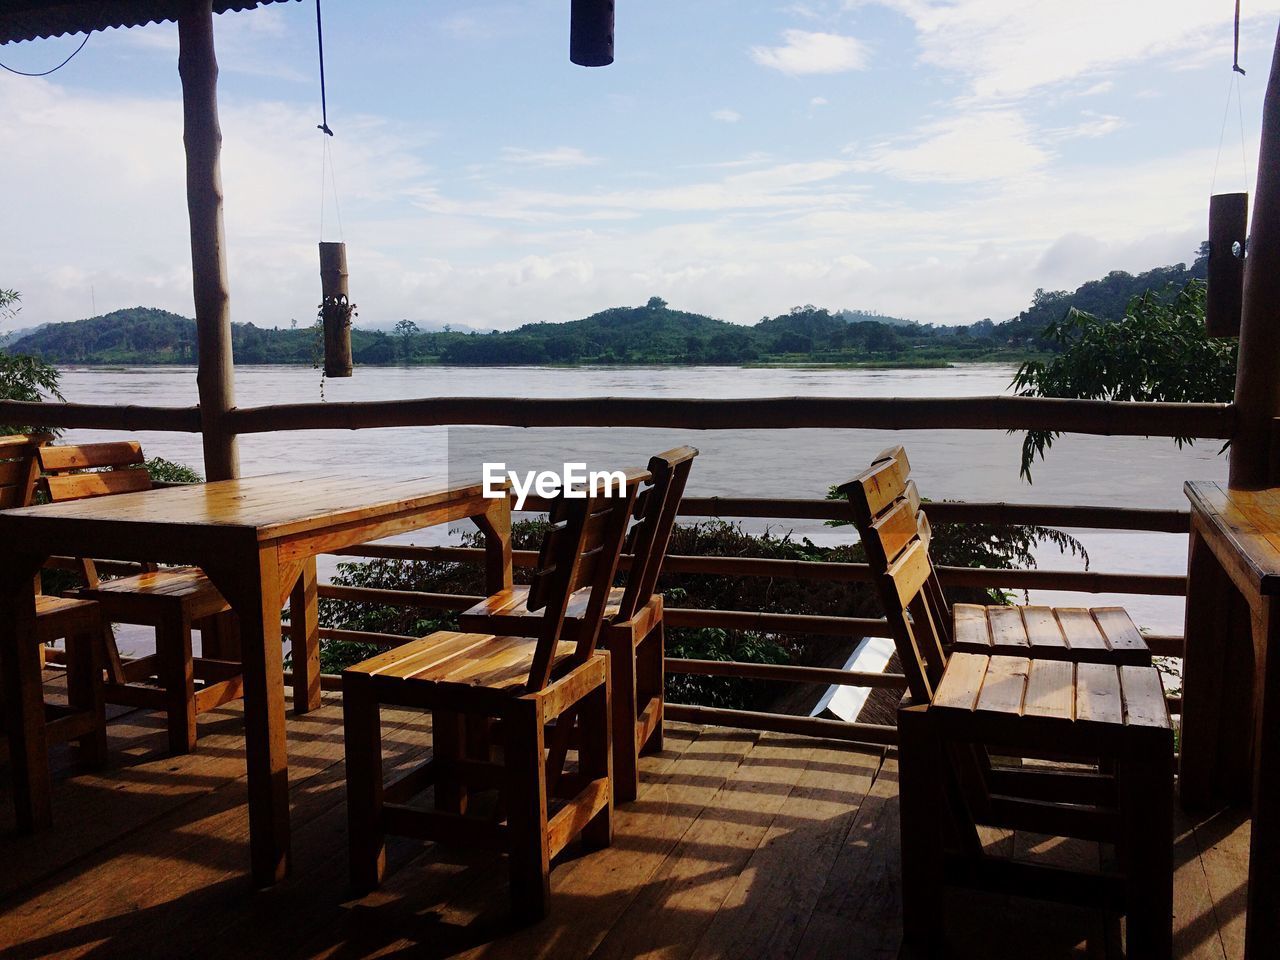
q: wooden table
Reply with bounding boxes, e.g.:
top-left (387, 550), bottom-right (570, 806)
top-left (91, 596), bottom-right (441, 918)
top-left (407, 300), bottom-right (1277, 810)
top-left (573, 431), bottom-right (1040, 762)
top-left (0, 473), bottom-right (511, 887)
top-left (1181, 480), bottom-right (1280, 958)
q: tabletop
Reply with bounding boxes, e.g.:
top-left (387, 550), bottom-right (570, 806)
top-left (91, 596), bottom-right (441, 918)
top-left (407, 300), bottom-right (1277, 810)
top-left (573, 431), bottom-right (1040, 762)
top-left (0, 472), bottom-right (490, 544)
top-left (1185, 480), bottom-right (1280, 596)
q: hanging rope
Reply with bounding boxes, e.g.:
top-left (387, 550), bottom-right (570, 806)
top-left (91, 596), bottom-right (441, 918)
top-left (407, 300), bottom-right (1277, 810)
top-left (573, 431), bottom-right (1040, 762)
top-left (1233, 0), bottom-right (1247, 75)
top-left (0, 33), bottom-right (89, 76)
top-left (315, 0), bottom-right (334, 136)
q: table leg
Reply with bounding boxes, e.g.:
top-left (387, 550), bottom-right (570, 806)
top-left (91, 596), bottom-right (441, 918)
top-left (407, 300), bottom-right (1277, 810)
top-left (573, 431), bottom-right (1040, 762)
top-left (1180, 521), bottom-right (1246, 809)
top-left (0, 552), bottom-right (52, 831)
top-left (289, 557), bottom-right (321, 714)
top-left (1245, 600), bottom-right (1280, 959)
top-left (472, 497), bottom-right (513, 594)
top-left (206, 544), bottom-right (292, 887)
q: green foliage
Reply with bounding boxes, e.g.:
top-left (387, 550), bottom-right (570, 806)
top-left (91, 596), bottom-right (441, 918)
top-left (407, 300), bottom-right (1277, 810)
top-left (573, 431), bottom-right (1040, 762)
top-left (145, 457), bottom-right (202, 484)
top-left (0, 290), bottom-right (65, 434)
top-left (1011, 280), bottom-right (1235, 480)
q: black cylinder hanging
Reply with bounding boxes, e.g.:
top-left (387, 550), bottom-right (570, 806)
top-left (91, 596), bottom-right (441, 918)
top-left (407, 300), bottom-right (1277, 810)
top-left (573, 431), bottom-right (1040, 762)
top-left (1206, 192), bottom-right (1248, 338)
top-left (319, 241), bottom-right (353, 377)
top-left (570, 0), bottom-right (614, 67)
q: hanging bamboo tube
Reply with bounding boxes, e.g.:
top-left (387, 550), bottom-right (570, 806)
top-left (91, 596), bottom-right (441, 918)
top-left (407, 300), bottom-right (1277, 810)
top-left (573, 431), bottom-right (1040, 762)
top-left (570, 0), bottom-right (614, 66)
top-left (319, 241), bottom-right (353, 377)
top-left (1206, 192), bottom-right (1248, 337)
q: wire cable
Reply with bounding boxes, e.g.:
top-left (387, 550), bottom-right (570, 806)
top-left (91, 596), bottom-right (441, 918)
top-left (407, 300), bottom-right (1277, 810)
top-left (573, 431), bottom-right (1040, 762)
top-left (0, 33), bottom-right (89, 77)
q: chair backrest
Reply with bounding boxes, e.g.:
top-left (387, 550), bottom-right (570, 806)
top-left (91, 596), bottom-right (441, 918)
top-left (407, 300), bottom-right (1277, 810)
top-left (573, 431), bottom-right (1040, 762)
top-left (839, 445), bottom-right (952, 702)
top-left (0, 433), bottom-right (49, 509)
top-left (525, 466), bottom-right (649, 691)
top-left (613, 445), bottom-right (698, 621)
top-left (37, 441), bottom-right (152, 503)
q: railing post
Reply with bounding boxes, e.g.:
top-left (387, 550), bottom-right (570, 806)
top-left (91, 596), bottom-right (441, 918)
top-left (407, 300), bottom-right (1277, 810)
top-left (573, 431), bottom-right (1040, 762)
top-left (1231, 22), bottom-right (1280, 489)
top-left (178, 0), bottom-right (239, 481)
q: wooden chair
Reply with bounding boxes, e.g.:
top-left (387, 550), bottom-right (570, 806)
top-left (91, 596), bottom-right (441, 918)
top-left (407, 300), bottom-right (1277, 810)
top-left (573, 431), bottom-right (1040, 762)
top-left (842, 445), bottom-right (1151, 671)
top-left (37, 441), bottom-right (241, 754)
top-left (459, 445), bottom-right (698, 801)
top-left (0, 435), bottom-right (106, 767)
top-left (343, 466), bottom-right (647, 922)
top-left (840, 450), bottom-right (1173, 957)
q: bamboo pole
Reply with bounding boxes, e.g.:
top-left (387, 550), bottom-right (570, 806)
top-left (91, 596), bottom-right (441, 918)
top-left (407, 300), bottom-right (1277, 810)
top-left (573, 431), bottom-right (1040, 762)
top-left (224, 394), bottom-right (1234, 438)
top-left (319, 242), bottom-right (353, 377)
top-left (1231, 23), bottom-right (1280, 487)
top-left (178, 1), bottom-right (239, 481)
top-left (0, 400), bottom-right (201, 432)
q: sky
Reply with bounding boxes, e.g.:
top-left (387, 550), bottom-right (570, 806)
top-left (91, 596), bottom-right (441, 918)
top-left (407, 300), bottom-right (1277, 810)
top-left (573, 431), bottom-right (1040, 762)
top-left (1, 0), bottom-right (1278, 332)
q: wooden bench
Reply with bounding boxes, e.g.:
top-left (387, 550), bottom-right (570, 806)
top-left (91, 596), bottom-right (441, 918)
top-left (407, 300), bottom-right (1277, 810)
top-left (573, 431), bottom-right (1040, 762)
top-left (342, 467), bottom-right (646, 923)
top-left (459, 445), bottom-right (697, 800)
top-left (37, 441), bottom-right (240, 754)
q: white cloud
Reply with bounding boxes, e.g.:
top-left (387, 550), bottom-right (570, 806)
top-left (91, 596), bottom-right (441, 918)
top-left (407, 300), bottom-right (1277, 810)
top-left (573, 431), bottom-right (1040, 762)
top-left (858, 0), bottom-right (1280, 99)
top-left (711, 109), bottom-right (742, 123)
top-left (853, 110), bottom-right (1048, 183)
top-left (501, 146), bottom-right (600, 168)
top-left (810, 96), bottom-right (829, 107)
top-left (750, 30), bottom-right (868, 75)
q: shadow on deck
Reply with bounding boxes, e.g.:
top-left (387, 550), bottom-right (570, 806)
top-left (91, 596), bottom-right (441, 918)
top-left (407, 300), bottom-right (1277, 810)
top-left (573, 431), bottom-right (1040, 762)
top-left (0, 684), bottom-right (1250, 960)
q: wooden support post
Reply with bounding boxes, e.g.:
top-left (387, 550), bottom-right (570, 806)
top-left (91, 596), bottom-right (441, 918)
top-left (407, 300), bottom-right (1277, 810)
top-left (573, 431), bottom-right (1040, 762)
top-left (1231, 23), bottom-right (1280, 488)
top-left (178, 1), bottom-right (239, 481)
top-left (319, 242), bottom-right (353, 378)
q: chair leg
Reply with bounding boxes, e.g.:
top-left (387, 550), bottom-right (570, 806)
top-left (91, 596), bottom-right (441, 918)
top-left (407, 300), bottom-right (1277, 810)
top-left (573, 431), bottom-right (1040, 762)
top-left (610, 632), bottom-right (640, 804)
top-left (158, 611), bottom-right (197, 754)
top-left (433, 709), bottom-right (468, 815)
top-left (580, 666), bottom-right (613, 850)
top-left (897, 703), bottom-right (947, 956)
top-left (1121, 734), bottom-right (1174, 959)
top-left (641, 620), bottom-right (665, 754)
top-left (65, 630), bottom-right (107, 767)
top-left (504, 698), bottom-right (550, 925)
top-left (342, 678), bottom-right (386, 894)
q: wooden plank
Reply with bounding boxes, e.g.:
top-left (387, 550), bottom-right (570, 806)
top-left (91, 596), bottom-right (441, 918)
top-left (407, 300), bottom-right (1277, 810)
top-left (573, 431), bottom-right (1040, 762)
top-left (1074, 662), bottom-right (1123, 727)
top-left (589, 731), bottom-right (814, 960)
top-left (868, 498), bottom-right (918, 567)
top-left (986, 606), bottom-right (1029, 650)
top-left (1055, 607), bottom-right (1108, 651)
top-left (953, 604), bottom-right (991, 648)
top-left (1091, 606), bottom-right (1147, 655)
top-left (687, 742), bottom-right (883, 960)
top-left (931, 653), bottom-right (989, 712)
top-left (973, 656), bottom-right (1029, 717)
top-left (1120, 665), bottom-right (1171, 729)
top-left (886, 539), bottom-right (931, 611)
top-left (36, 441), bottom-right (144, 472)
top-left (1021, 606), bottom-right (1066, 649)
top-left (1022, 659), bottom-right (1074, 721)
top-left (44, 468), bottom-right (151, 503)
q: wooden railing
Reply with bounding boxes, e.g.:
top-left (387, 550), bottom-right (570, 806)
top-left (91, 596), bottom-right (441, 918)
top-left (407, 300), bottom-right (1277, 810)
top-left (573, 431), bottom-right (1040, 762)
top-left (10, 392), bottom-right (1208, 746)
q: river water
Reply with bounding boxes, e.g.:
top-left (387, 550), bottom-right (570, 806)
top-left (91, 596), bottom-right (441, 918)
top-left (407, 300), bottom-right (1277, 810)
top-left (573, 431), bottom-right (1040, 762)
top-left (54, 363), bottom-right (1225, 637)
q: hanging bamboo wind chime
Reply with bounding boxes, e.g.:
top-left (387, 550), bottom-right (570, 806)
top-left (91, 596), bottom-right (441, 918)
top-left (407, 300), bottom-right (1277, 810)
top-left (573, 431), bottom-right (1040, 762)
top-left (1206, 1), bottom-right (1250, 339)
top-left (314, 0), bottom-right (352, 376)
top-left (570, 0), bottom-right (614, 66)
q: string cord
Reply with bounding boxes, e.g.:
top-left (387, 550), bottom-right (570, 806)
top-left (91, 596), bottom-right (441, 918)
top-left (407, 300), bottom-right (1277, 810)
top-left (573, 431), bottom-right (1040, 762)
top-left (0, 33), bottom-right (89, 76)
top-left (315, 0), bottom-right (333, 136)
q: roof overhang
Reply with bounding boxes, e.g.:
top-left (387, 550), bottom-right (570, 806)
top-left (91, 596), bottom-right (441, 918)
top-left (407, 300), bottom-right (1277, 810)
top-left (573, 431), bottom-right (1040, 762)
top-left (0, 1), bottom-right (299, 45)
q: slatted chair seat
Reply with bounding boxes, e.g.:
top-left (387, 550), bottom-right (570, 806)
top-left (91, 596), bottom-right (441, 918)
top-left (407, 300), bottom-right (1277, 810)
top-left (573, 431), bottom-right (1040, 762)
top-left (350, 631), bottom-right (577, 697)
top-left (457, 446), bottom-right (698, 802)
top-left (343, 466), bottom-right (649, 923)
top-left (37, 441), bottom-right (241, 754)
top-left (461, 584), bottom-right (623, 630)
top-left (951, 603), bottom-right (1151, 665)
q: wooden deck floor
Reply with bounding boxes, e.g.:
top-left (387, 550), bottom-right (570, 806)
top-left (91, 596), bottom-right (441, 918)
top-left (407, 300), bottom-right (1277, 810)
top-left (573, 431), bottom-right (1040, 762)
top-left (0, 683), bottom-right (1251, 960)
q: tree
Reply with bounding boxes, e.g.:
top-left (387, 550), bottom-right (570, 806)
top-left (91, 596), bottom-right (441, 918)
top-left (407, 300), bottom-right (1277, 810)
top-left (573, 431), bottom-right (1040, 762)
top-left (646, 296), bottom-right (668, 310)
top-left (1011, 280), bottom-right (1235, 480)
top-left (393, 318), bottom-right (419, 362)
top-left (0, 290), bottom-right (65, 434)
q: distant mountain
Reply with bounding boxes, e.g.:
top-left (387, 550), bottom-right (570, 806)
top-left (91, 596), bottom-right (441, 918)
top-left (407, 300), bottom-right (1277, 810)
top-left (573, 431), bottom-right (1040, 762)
top-left (3, 256), bottom-right (1210, 368)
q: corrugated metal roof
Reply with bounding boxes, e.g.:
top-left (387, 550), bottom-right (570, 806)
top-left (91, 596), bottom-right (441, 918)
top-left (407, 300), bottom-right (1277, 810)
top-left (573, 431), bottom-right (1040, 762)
top-left (0, 1), bottom-right (299, 45)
